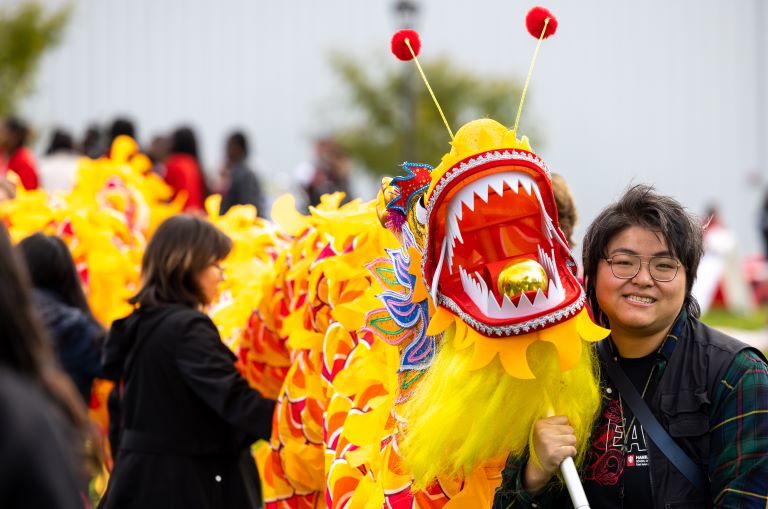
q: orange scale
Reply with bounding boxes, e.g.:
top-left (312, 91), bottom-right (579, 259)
top-left (289, 363), bottom-right (307, 390)
top-left (385, 450), bottom-right (408, 479)
top-left (326, 398), bottom-right (351, 432)
top-left (328, 468), bottom-right (363, 508)
top-left (300, 412), bottom-right (324, 446)
top-left (305, 398), bottom-right (326, 428)
top-left (278, 403), bottom-right (305, 441)
top-left (337, 286), bottom-right (369, 306)
top-left (412, 481), bottom-right (451, 508)
top-left (258, 450), bottom-right (296, 500)
top-left (323, 329), bottom-right (355, 375)
top-left (333, 434), bottom-right (353, 461)
top-left (324, 356), bottom-right (350, 385)
top-left (354, 383), bottom-right (389, 409)
top-left (314, 309), bottom-right (332, 334)
top-left (287, 399), bottom-right (308, 430)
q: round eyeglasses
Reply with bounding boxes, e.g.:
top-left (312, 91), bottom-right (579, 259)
top-left (603, 254), bottom-right (681, 282)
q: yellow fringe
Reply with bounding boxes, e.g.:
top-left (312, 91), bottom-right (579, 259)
top-left (401, 325), bottom-right (601, 488)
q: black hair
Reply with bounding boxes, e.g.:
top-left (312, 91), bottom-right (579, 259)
top-left (3, 116), bottom-right (30, 151)
top-left (582, 184), bottom-right (703, 326)
top-left (170, 126), bottom-right (200, 159)
top-left (45, 128), bottom-right (75, 155)
top-left (17, 233), bottom-right (93, 318)
top-left (227, 131), bottom-right (248, 158)
top-left (109, 117), bottom-right (136, 142)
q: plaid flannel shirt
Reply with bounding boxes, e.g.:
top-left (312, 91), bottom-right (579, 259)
top-left (493, 314), bottom-right (768, 508)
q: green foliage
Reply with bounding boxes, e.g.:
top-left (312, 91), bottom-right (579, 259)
top-left (327, 53), bottom-right (531, 176)
top-left (0, 2), bottom-right (71, 116)
top-left (701, 305), bottom-right (768, 331)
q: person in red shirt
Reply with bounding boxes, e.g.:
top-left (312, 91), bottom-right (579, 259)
top-left (0, 117), bottom-right (39, 190)
top-left (164, 126), bottom-right (207, 212)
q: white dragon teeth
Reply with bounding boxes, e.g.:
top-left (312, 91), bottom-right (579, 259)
top-left (520, 178), bottom-right (533, 196)
top-left (432, 239), bottom-right (447, 304)
top-left (475, 185), bottom-right (489, 203)
top-left (537, 245), bottom-right (563, 291)
top-left (489, 177), bottom-right (505, 197)
top-left (452, 221), bottom-right (464, 244)
top-left (444, 171), bottom-right (557, 256)
top-left (532, 287), bottom-right (548, 307)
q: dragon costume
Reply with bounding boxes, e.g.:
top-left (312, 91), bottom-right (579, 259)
top-left (255, 11), bottom-right (610, 506)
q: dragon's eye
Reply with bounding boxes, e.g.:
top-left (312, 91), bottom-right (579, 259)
top-left (415, 195), bottom-right (427, 224)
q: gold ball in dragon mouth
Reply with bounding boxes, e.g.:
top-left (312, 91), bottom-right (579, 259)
top-left (497, 260), bottom-right (549, 298)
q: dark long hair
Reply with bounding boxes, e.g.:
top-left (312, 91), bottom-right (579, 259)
top-left (0, 224), bottom-right (87, 429)
top-left (582, 184), bottom-right (703, 327)
top-left (17, 233), bottom-right (94, 318)
top-left (130, 215), bottom-right (232, 308)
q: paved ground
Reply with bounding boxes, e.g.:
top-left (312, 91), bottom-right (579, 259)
top-left (717, 327), bottom-right (768, 352)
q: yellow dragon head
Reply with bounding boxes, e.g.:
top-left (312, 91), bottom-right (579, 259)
top-left (422, 118), bottom-right (584, 337)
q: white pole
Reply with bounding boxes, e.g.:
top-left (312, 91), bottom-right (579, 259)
top-left (561, 457), bottom-right (590, 509)
top-left (545, 405), bottom-right (590, 508)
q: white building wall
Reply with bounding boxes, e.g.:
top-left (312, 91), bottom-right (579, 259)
top-left (16, 0), bottom-right (768, 255)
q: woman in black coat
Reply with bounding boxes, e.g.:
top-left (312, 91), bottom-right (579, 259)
top-left (99, 215), bottom-right (275, 509)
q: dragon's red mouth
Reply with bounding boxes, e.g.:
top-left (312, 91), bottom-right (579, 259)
top-left (424, 153), bottom-right (583, 335)
top-left (446, 170), bottom-right (565, 316)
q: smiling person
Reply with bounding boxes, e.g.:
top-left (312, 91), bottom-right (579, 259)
top-left (493, 185), bottom-right (768, 508)
top-left (99, 215), bottom-right (275, 509)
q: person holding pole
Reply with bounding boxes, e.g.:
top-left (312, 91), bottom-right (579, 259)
top-left (494, 185), bottom-right (768, 508)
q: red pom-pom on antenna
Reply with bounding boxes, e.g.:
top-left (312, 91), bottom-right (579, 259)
top-left (526, 6), bottom-right (557, 39)
top-left (391, 29), bottom-right (421, 61)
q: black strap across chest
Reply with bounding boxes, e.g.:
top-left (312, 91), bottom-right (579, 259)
top-left (596, 340), bottom-right (707, 493)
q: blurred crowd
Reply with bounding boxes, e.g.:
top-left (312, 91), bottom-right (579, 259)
top-left (0, 115), bottom-right (354, 216)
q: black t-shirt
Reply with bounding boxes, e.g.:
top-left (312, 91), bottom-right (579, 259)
top-left (617, 353), bottom-right (656, 508)
top-left (584, 351), bottom-right (657, 508)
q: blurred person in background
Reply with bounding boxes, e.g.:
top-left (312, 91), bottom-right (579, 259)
top-left (218, 131), bottom-right (265, 216)
top-left (39, 128), bottom-right (81, 192)
top-left (146, 134), bottom-right (170, 177)
top-left (164, 126), bottom-right (208, 212)
top-left (99, 215), bottom-right (275, 509)
top-left (80, 124), bottom-right (103, 159)
top-left (0, 223), bottom-right (88, 509)
top-left (17, 233), bottom-right (105, 404)
top-left (693, 204), bottom-right (756, 314)
top-left (297, 137), bottom-right (351, 210)
top-left (106, 118), bottom-right (137, 155)
top-left (0, 116), bottom-right (38, 190)
top-left (551, 172), bottom-right (578, 247)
